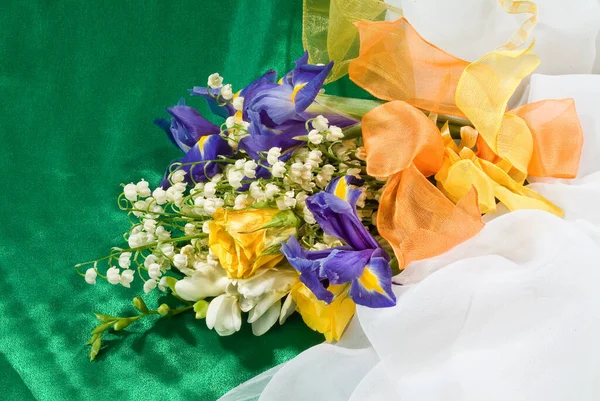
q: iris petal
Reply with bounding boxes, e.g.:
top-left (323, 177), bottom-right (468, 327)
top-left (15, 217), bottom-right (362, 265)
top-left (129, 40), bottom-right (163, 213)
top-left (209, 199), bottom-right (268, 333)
top-left (181, 134), bottom-right (232, 182)
top-left (250, 85), bottom-right (297, 125)
top-left (320, 249), bottom-right (374, 284)
top-left (189, 87), bottom-right (235, 119)
top-left (167, 105), bottom-right (220, 145)
top-left (306, 192), bottom-right (379, 250)
top-left (153, 117), bottom-right (179, 149)
top-left (294, 61), bottom-right (333, 113)
top-left (281, 236), bottom-right (334, 303)
top-left (350, 255), bottom-right (396, 308)
top-left (239, 115), bottom-right (306, 159)
top-left (325, 176), bottom-right (363, 210)
top-left (160, 134), bottom-right (231, 188)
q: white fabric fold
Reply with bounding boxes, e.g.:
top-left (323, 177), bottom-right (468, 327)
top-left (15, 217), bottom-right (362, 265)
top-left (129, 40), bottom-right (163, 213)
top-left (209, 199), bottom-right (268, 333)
top-left (358, 211), bottom-right (600, 401)
top-left (385, 0), bottom-right (600, 76)
top-left (220, 72), bottom-right (600, 401)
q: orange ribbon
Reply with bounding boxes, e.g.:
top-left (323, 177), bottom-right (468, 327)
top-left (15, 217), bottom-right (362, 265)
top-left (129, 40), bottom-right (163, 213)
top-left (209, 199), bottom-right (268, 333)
top-left (351, 18), bottom-right (583, 269)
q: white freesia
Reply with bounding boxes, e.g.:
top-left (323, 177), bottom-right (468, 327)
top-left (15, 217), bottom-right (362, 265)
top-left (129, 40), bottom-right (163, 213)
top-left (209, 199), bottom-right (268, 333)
top-left (174, 264), bottom-right (229, 302)
top-left (279, 293), bottom-right (296, 325)
top-left (206, 294), bottom-right (242, 336)
top-left (251, 299), bottom-right (282, 336)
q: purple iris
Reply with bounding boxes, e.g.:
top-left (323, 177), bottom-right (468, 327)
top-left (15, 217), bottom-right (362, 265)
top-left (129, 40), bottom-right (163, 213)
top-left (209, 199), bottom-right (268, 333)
top-left (238, 52), bottom-right (357, 159)
top-left (154, 98), bottom-right (231, 188)
top-left (282, 177), bottom-right (396, 308)
top-left (154, 53), bottom-right (357, 186)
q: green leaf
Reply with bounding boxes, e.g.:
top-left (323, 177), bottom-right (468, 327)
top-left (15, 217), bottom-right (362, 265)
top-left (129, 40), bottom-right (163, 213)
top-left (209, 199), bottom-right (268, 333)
top-left (341, 123), bottom-right (363, 140)
top-left (256, 210), bottom-right (299, 231)
top-left (313, 94), bottom-right (384, 120)
top-left (89, 335), bottom-right (102, 361)
top-left (92, 321), bottom-right (116, 334)
top-left (132, 296), bottom-right (149, 314)
top-left (259, 244), bottom-right (283, 256)
top-left (87, 333), bottom-right (99, 346)
top-left (248, 201), bottom-right (274, 209)
top-left (193, 300), bottom-right (209, 319)
top-left (94, 313), bottom-right (117, 323)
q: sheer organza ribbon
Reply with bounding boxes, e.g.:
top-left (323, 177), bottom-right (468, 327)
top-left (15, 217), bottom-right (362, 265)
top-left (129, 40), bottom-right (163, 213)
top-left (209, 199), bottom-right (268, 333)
top-left (302, 0), bottom-right (402, 83)
top-left (303, 0), bottom-right (538, 83)
top-left (349, 17), bottom-right (583, 268)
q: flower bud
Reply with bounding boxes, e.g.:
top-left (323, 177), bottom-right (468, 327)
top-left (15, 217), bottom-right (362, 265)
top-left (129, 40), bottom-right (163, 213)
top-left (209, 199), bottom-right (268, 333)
top-left (158, 304), bottom-right (170, 316)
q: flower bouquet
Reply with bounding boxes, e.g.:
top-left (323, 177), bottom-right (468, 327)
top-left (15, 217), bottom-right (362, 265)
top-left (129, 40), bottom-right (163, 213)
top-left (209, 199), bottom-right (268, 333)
top-left (78, 0), bottom-right (584, 363)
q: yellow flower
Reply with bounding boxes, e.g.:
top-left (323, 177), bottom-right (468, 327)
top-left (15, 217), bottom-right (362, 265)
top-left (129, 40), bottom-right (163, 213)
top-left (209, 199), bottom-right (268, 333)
top-left (291, 282), bottom-right (355, 342)
top-left (208, 208), bottom-right (296, 279)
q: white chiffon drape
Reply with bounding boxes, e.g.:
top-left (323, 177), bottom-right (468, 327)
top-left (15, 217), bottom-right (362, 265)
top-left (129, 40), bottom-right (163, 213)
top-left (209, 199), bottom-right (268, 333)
top-left (218, 3), bottom-right (600, 400)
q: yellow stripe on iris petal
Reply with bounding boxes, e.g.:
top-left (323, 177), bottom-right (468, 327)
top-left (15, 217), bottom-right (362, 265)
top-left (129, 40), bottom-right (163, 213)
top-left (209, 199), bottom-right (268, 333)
top-left (198, 135), bottom-right (210, 156)
top-left (291, 83), bottom-right (307, 104)
top-left (358, 266), bottom-right (385, 294)
top-left (333, 177), bottom-right (349, 201)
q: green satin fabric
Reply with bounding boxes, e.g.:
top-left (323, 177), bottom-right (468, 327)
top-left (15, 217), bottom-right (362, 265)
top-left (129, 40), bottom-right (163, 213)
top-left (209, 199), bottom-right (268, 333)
top-left (0, 1), bottom-right (370, 399)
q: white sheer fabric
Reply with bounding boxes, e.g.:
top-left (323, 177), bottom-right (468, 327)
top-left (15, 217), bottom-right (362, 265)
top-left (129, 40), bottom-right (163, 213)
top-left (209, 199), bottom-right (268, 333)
top-left (385, 0), bottom-right (600, 76)
top-left (220, 72), bottom-right (600, 400)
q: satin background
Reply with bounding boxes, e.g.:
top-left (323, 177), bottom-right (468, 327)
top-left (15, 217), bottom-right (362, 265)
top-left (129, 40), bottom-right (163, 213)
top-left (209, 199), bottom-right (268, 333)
top-left (0, 1), bottom-right (366, 400)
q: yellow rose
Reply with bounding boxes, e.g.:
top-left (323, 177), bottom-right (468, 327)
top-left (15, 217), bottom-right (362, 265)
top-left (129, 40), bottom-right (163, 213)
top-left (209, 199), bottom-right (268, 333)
top-left (208, 208), bottom-right (296, 279)
top-left (291, 282), bottom-right (356, 342)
